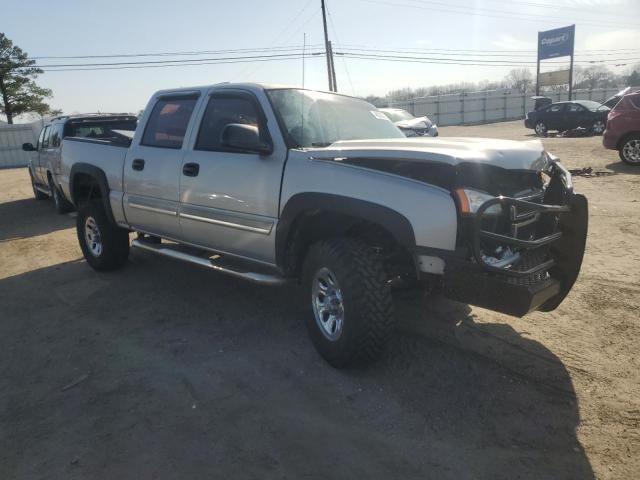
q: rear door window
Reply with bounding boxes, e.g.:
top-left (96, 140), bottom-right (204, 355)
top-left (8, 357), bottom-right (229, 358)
top-left (40, 126), bottom-right (51, 149)
top-left (141, 97), bottom-right (198, 149)
top-left (547, 104), bottom-right (565, 113)
top-left (50, 123), bottom-right (64, 147)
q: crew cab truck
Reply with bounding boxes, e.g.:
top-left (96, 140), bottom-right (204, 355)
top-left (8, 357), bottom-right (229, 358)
top-left (58, 83), bottom-right (588, 368)
top-left (22, 114), bottom-right (137, 213)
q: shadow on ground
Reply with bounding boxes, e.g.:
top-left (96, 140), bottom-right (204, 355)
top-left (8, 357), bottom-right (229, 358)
top-left (605, 161), bottom-right (640, 174)
top-left (0, 252), bottom-right (594, 480)
top-left (0, 198), bottom-right (74, 241)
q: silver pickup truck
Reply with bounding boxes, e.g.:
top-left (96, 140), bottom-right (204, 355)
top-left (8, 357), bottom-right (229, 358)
top-left (58, 83), bottom-right (588, 368)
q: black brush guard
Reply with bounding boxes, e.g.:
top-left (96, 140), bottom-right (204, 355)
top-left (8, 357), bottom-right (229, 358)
top-left (441, 163), bottom-right (588, 317)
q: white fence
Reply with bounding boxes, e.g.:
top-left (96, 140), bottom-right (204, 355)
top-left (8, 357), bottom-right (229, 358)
top-left (0, 123), bottom-right (38, 169)
top-left (389, 87), bottom-right (621, 127)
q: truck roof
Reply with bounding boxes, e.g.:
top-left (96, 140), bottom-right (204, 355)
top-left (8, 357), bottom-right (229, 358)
top-left (150, 82), bottom-right (352, 99)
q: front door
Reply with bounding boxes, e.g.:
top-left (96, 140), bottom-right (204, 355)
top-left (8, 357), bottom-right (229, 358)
top-left (36, 125), bottom-right (51, 184)
top-left (123, 93), bottom-right (199, 238)
top-left (178, 90), bottom-right (286, 265)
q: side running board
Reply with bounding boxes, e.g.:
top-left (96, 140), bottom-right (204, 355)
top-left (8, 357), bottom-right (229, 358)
top-left (131, 239), bottom-right (287, 286)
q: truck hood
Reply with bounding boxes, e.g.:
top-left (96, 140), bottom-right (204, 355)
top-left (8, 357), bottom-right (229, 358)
top-left (308, 137), bottom-right (550, 172)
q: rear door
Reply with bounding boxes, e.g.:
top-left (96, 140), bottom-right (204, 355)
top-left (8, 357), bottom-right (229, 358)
top-left (48, 122), bottom-right (65, 180)
top-left (543, 103), bottom-right (566, 130)
top-left (178, 89), bottom-right (287, 264)
top-left (123, 93), bottom-right (200, 238)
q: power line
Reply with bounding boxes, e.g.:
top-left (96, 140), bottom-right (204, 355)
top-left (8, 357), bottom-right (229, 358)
top-left (413, 0), bottom-right (635, 26)
top-left (29, 51), bottom-right (325, 69)
top-left (335, 45), bottom-right (640, 60)
top-left (29, 44), bottom-right (325, 60)
top-left (31, 54), bottom-right (326, 73)
top-left (338, 52), bottom-right (638, 68)
top-left (355, 0), bottom-right (636, 30)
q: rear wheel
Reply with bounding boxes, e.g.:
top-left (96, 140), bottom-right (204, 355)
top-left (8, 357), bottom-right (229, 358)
top-left (302, 238), bottom-right (393, 368)
top-left (77, 201), bottom-right (130, 271)
top-left (534, 121), bottom-right (548, 136)
top-left (619, 135), bottom-right (640, 166)
top-left (49, 176), bottom-right (74, 214)
top-left (591, 120), bottom-right (606, 135)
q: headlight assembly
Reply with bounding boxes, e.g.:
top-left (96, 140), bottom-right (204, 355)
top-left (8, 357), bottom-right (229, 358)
top-left (454, 188), bottom-right (503, 216)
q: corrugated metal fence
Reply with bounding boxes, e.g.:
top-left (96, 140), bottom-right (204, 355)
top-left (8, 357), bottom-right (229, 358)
top-left (0, 123), bottom-right (37, 169)
top-left (390, 87), bottom-right (621, 127)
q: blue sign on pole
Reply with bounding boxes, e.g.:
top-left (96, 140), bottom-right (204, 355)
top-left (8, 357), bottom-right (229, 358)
top-left (538, 25), bottom-right (575, 60)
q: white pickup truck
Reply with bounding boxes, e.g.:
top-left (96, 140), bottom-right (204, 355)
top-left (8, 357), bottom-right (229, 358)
top-left (57, 83), bottom-right (588, 368)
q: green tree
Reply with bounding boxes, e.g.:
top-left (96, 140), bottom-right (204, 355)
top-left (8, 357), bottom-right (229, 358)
top-left (0, 32), bottom-right (54, 124)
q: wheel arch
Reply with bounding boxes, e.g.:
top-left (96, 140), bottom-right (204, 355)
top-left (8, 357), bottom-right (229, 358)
top-left (69, 163), bottom-right (116, 225)
top-left (617, 131), bottom-right (640, 150)
top-left (276, 193), bottom-right (417, 276)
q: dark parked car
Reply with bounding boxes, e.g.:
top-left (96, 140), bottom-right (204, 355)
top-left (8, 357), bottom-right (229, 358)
top-left (603, 92), bottom-right (640, 165)
top-left (379, 108), bottom-right (439, 137)
top-left (525, 100), bottom-right (610, 136)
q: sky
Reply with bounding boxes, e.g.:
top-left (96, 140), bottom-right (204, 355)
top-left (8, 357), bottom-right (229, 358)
top-left (2, 0), bottom-right (640, 120)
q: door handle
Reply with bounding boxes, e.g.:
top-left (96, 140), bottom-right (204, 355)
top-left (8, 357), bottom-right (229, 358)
top-left (183, 163), bottom-right (200, 177)
top-left (132, 158), bottom-right (145, 171)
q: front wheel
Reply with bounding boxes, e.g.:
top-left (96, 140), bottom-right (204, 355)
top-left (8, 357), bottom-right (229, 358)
top-left (77, 201), bottom-right (130, 271)
top-left (591, 120), bottom-right (606, 135)
top-left (30, 170), bottom-right (48, 200)
top-left (619, 135), bottom-right (640, 166)
top-left (302, 238), bottom-right (393, 368)
top-left (49, 177), bottom-right (74, 214)
top-left (534, 121), bottom-right (548, 136)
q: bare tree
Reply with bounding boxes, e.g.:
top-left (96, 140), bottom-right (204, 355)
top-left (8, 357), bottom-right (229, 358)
top-left (504, 68), bottom-right (534, 94)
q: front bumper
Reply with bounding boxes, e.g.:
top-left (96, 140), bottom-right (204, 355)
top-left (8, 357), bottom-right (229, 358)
top-left (436, 162), bottom-right (588, 317)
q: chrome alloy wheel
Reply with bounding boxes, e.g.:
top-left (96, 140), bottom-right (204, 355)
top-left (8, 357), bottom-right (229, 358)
top-left (84, 216), bottom-right (103, 257)
top-left (311, 267), bottom-right (345, 341)
top-left (623, 139), bottom-right (640, 164)
top-left (535, 122), bottom-right (547, 135)
top-left (592, 120), bottom-right (605, 134)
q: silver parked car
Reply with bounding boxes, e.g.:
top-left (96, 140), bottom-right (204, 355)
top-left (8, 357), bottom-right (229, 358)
top-left (379, 108), bottom-right (438, 137)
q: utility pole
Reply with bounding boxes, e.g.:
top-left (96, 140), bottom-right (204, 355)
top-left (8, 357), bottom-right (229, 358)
top-left (329, 41), bottom-right (338, 92)
top-left (320, 0), bottom-right (334, 91)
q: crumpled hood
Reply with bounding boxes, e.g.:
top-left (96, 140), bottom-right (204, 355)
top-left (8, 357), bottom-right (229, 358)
top-left (307, 137), bottom-right (550, 172)
top-left (395, 116), bottom-right (432, 129)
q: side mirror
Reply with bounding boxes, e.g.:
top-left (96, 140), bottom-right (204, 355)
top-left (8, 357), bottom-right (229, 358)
top-left (221, 123), bottom-right (272, 155)
top-left (22, 142), bottom-right (35, 152)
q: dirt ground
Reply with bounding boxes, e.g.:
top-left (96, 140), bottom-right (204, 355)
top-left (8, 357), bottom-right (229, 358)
top-left (1, 120), bottom-right (638, 480)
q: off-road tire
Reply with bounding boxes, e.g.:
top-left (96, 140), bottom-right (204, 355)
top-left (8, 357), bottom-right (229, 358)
top-left (30, 170), bottom-right (48, 200)
top-left (49, 176), bottom-right (74, 214)
top-left (77, 201), bottom-right (129, 271)
top-left (534, 121), bottom-right (548, 136)
top-left (619, 134), bottom-right (640, 166)
top-left (302, 238), bottom-right (393, 368)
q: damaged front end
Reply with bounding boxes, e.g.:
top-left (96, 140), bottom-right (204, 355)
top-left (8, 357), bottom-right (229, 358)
top-left (440, 159), bottom-right (588, 317)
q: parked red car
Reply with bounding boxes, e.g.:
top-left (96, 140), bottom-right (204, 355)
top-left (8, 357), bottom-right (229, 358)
top-left (603, 92), bottom-right (640, 165)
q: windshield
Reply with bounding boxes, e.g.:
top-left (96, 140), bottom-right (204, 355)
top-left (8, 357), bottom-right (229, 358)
top-left (267, 89), bottom-right (404, 148)
top-left (381, 109), bottom-right (415, 122)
